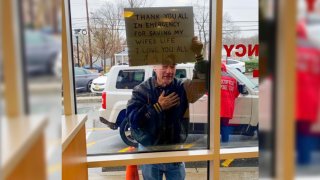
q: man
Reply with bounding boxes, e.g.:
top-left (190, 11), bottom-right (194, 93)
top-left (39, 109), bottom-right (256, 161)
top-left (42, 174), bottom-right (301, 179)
top-left (126, 37), bottom-right (208, 180)
top-left (220, 63), bottom-right (240, 142)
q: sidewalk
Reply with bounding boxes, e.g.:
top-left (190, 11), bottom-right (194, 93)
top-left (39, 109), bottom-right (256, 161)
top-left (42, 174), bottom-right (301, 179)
top-left (75, 96), bottom-right (101, 103)
top-left (89, 167), bottom-right (258, 180)
top-left (61, 96), bottom-right (101, 103)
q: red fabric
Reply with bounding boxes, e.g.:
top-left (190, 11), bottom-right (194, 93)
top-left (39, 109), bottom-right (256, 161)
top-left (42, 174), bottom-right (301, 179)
top-left (221, 63), bottom-right (227, 72)
top-left (253, 69), bottom-right (259, 77)
top-left (297, 20), bottom-right (307, 39)
top-left (306, 0), bottom-right (316, 12)
top-left (296, 46), bottom-right (320, 122)
top-left (220, 64), bottom-right (240, 118)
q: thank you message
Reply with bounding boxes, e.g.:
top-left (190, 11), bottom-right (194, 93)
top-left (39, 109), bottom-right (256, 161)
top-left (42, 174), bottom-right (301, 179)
top-left (124, 7), bottom-right (194, 66)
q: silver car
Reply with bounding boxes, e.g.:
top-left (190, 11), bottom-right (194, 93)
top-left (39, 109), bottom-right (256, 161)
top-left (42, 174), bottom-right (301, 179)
top-left (74, 67), bottom-right (100, 92)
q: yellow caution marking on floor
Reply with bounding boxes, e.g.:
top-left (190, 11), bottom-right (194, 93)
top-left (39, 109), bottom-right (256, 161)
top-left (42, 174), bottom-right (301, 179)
top-left (118, 147), bottom-right (132, 153)
top-left (183, 144), bottom-right (194, 149)
top-left (48, 163), bottom-right (61, 174)
top-left (221, 159), bottom-right (234, 167)
top-left (87, 141), bottom-right (96, 147)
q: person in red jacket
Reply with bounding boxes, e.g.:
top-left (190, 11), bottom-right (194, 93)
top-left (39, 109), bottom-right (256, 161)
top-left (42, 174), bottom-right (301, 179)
top-left (295, 19), bottom-right (320, 165)
top-left (220, 63), bottom-right (240, 142)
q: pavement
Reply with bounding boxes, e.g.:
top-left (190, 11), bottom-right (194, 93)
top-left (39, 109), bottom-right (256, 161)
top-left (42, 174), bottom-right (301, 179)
top-left (88, 167), bottom-right (259, 180)
top-left (76, 96), bottom-right (101, 103)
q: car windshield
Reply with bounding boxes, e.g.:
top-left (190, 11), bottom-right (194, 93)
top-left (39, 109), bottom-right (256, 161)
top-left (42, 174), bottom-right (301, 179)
top-left (25, 31), bottom-right (46, 45)
top-left (228, 67), bottom-right (258, 90)
top-left (226, 60), bottom-right (238, 65)
top-left (75, 67), bottom-right (92, 75)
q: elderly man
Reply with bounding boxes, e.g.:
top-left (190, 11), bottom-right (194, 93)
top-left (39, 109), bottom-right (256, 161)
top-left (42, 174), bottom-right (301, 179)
top-left (126, 37), bottom-right (208, 180)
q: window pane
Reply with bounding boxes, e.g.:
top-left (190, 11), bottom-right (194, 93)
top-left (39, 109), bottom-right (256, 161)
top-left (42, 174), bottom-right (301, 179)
top-left (221, 0), bottom-right (259, 148)
top-left (295, 0), bottom-right (320, 178)
top-left (70, 0), bottom-right (210, 155)
top-left (20, 1), bottom-right (62, 179)
top-left (175, 69), bottom-right (187, 79)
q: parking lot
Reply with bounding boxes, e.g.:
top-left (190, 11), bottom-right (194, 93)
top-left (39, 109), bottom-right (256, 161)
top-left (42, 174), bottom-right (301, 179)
top-left (78, 71), bottom-right (258, 155)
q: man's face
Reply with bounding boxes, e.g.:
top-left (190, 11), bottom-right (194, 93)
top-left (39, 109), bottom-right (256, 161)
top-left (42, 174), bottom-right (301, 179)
top-left (154, 65), bottom-right (176, 87)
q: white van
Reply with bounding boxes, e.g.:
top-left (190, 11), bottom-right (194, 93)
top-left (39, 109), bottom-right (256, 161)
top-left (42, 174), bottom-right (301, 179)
top-left (99, 64), bottom-right (258, 146)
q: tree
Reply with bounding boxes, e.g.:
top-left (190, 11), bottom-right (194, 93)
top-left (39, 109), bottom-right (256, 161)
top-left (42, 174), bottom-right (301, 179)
top-left (89, 0), bottom-right (154, 68)
top-left (126, 0), bottom-right (154, 8)
top-left (193, 0), bottom-right (210, 58)
top-left (78, 33), bottom-right (89, 66)
top-left (90, 2), bottom-right (125, 67)
top-left (193, 1), bottom-right (242, 58)
top-left (222, 13), bottom-right (241, 45)
top-left (237, 34), bottom-right (259, 45)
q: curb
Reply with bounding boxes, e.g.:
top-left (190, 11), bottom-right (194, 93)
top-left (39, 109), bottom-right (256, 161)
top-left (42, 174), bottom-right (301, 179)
top-left (62, 96), bottom-right (101, 103)
top-left (76, 96), bottom-right (101, 103)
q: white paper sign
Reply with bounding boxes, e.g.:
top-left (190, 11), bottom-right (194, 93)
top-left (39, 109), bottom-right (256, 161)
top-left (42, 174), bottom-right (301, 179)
top-left (124, 7), bottom-right (194, 66)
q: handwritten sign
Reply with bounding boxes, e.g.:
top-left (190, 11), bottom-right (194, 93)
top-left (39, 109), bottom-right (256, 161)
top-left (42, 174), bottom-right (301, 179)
top-left (124, 7), bottom-right (194, 66)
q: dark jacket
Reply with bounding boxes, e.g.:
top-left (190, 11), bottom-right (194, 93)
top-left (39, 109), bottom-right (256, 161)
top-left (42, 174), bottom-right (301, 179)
top-left (126, 60), bottom-right (208, 146)
top-left (126, 77), bottom-right (189, 146)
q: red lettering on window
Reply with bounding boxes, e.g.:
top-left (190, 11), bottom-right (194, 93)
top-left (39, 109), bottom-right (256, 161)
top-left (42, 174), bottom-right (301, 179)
top-left (223, 44), bottom-right (259, 57)
top-left (223, 45), bottom-right (234, 57)
top-left (235, 44), bottom-right (246, 57)
top-left (248, 44), bottom-right (259, 56)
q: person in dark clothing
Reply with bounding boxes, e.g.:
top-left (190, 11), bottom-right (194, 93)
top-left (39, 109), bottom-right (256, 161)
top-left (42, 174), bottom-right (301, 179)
top-left (126, 37), bottom-right (208, 180)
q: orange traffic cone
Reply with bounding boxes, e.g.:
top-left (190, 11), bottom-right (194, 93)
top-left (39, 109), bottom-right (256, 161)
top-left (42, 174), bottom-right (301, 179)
top-left (126, 164), bottom-right (139, 180)
top-left (125, 147), bottom-right (139, 180)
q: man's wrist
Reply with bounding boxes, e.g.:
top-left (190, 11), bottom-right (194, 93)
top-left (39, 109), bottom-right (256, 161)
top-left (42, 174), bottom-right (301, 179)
top-left (195, 54), bottom-right (204, 61)
top-left (153, 102), bottom-right (163, 113)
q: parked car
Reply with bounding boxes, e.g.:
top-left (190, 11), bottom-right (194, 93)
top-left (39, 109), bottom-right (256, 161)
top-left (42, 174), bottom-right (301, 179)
top-left (90, 72), bottom-right (109, 94)
top-left (83, 64), bottom-right (103, 73)
top-left (222, 59), bottom-right (246, 73)
top-left (99, 64), bottom-right (258, 147)
top-left (74, 67), bottom-right (100, 92)
top-left (25, 30), bottom-right (60, 76)
top-left (238, 57), bottom-right (251, 61)
top-left (54, 51), bottom-right (62, 77)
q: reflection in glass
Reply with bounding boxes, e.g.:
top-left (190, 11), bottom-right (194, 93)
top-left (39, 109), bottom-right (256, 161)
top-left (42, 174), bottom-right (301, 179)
top-left (20, 0), bottom-right (62, 179)
top-left (295, 0), bottom-right (320, 177)
top-left (221, 0), bottom-right (259, 148)
top-left (220, 66), bottom-right (259, 148)
top-left (87, 64), bottom-right (209, 155)
top-left (69, 0), bottom-right (211, 155)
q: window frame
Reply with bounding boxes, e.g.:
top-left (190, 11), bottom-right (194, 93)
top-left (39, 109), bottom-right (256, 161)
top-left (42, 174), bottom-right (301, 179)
top-left (61, 0), bottom-right (260, 179)
top-left (2, 0), bottom-right (28, 116)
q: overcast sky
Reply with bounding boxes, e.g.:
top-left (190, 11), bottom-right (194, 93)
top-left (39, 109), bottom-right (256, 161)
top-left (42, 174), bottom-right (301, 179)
top-left (69, 0), bottom-right (258, 37)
